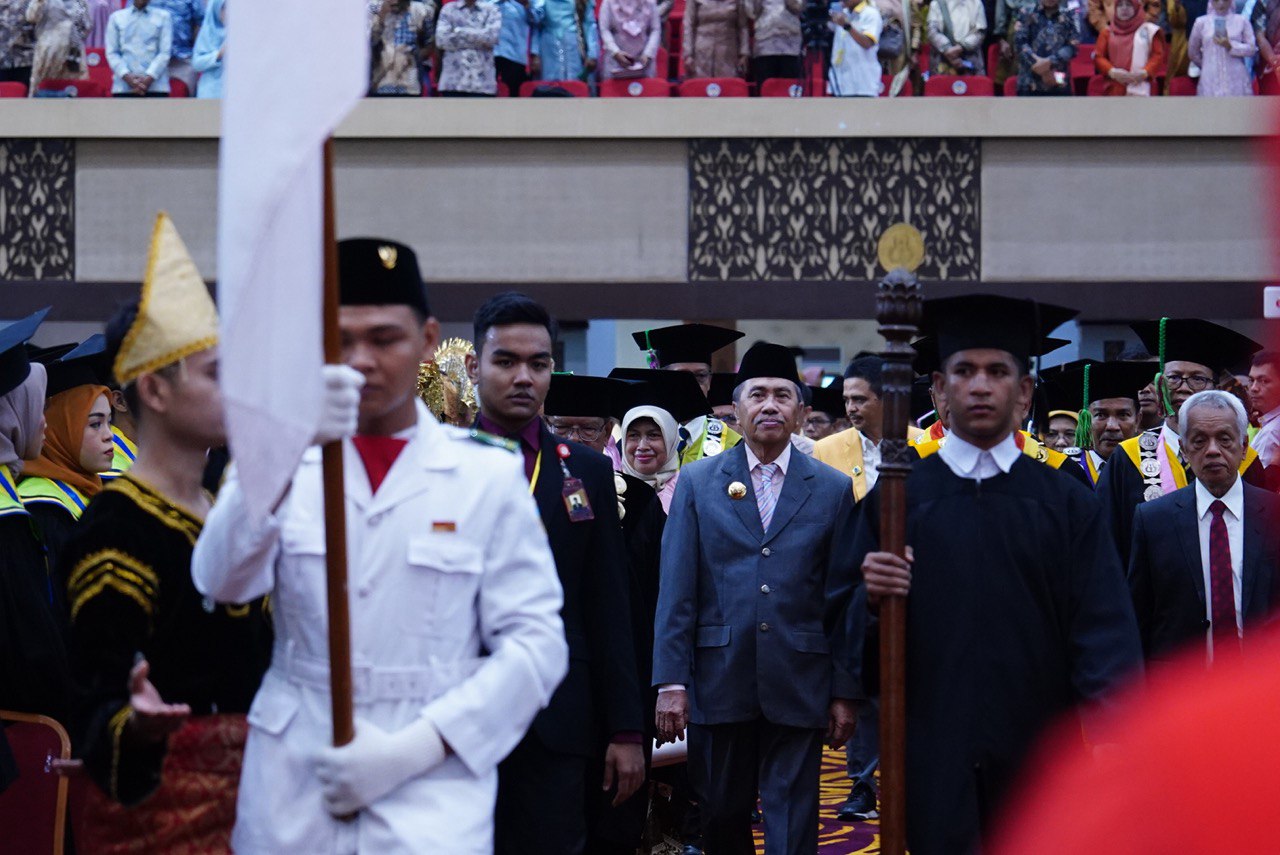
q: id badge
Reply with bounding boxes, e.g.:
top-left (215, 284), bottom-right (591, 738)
top-left (562, 477), bottom-right (595, 522)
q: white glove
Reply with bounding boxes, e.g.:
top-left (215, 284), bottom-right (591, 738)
top-left (314, 365), bottom-right (365, 446)
top-left (315, 715), bottom-right (447, 816)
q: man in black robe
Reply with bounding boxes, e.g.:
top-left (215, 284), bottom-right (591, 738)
top-left (1097, 319), bottom-right (1265, 567)
top-left (856, 294), bottom-right (1143, 855)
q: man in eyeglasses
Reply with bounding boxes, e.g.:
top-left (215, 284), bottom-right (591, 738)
top-left (1098, 319), bottom-right (1266, 567)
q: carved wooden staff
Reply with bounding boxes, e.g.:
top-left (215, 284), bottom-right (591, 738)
top-left (875, 268), bottom-right (922, 855)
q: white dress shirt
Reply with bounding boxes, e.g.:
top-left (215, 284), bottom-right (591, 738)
top-left (937, 431), bottom-right (1020, 481)
top-left (1252, 406), bottom-right (1280, 468)
top-left (861, 434), bottom-right (882, 492)
top-left (1196, 477), bottom-right (1245, 659)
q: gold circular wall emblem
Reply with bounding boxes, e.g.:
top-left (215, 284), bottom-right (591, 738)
top-left (877, 223), bottom-right (925, 273)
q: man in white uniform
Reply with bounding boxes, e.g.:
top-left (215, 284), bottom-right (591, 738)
top-left (191, 239), bottom-right (568, 854)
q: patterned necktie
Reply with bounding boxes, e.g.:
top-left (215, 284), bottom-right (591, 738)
top-left (1208, 500), bottom-right (1238, 651)
top-left (756, 463), bottom-right (779, 532)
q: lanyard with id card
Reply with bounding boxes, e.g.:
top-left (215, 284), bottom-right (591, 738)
top-left (556, 443), bottom-right (595, 522)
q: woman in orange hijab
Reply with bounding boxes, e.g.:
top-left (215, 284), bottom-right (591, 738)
top-left (1095, 0), bottom-right (1167, 94)
top-left (18, 382), bottom-right (115, 578)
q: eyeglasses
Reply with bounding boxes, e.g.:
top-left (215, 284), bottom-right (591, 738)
top-left (547, 420), bottom-right (607, 443)
top-left (1164, 373), bottom-right (1214, 391)
top-left (805, 416), bottom-right (833, 428)
top-left (718, 413), bottom-right (739, 427)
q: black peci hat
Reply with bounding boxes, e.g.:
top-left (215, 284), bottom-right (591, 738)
top-left (707, 372), bottom-right (738, 408)
top-left (808, 382), bottom-right (845, 420)
top-left (338, 238), bottom-right (430, 317)
top-left (734, 341), bottom-right (801, 388)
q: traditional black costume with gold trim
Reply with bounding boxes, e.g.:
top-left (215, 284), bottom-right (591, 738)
top-left (64, 474), bottom-right (271, 809)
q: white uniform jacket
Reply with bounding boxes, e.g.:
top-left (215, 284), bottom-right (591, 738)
top-left (192, 403), bottom-right (568, 855)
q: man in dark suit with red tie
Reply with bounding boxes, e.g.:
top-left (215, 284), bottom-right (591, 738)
top-left (1128, 390), bottom-right (1280, 668)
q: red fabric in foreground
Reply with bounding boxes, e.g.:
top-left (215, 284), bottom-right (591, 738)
top-left (992, 624), bottom-right (1280, 853)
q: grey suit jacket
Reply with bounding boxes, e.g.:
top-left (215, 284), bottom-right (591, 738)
top-left (652, 443), bottom-right (865, 729)
top-left (1128, 481), bottom-right (1280, 662)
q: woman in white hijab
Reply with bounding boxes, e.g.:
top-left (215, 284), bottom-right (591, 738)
top-left (620, 404), bottom-right (680, 514)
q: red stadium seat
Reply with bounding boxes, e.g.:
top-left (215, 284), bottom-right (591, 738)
top-left (922, 74), bottom-right (994, 96)
top-left (497, 80), bottom-right (510, 97)
top-left (0, 81), bottom-right (26, 97)
top-left (83, 47), bottom-right (113, 91)
top-left (1070, 44), bottom-right (1095, 94)
top-left (1085, 73), bottom-right (1108, 96)
top-left (518, 79), bottom-right (590, 97)
top-left (656, 46), bottom-right (670, 80)
top-left (169, 78), bottom-right (190, 97)
top-left (987, 43), bottom-right (1001, 81)
top-left (1003, 75), bottom-right (1018, 96)
top-left (878, 74), bottom-right (913, 96)
top-left (36, 77), bottom-right (108, 97)
top-left (0, 711), bottom-right (71, 855)
top-left (1167, 75), bottom-right (1197, 95)
top-left (759, 77), bottom-right (807, 97)
top-left (1261, 71), bottom-right (1280, 95)
top-left (677, 77), bottom-right (750, 97)
top-left (598, 77), bottom-right (672, 96)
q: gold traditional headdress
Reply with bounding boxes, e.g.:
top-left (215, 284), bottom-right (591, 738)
top-left (417, 338), bottom-right (478, 427)
top-left (114, 213), bottom-right (219, 385)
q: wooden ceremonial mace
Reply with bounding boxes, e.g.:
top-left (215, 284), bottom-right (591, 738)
top-left (875, 269), bottom-right (921, 855)
top-left (321, 140), bottom-right (356, 751)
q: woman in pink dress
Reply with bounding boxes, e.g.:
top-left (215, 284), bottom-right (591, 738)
top-left (1189, 0), bottom-right (1257, 96)
top-left (600, 0), bottom-right (662, 77)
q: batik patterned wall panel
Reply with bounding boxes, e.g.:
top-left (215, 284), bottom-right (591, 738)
top-left (0, 140), bottom-right (75, 281)
top-left (689, 139), bottom-right (980, 282)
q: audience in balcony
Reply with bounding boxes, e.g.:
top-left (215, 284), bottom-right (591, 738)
top-left (105, 0), bottom-right (171, 96)
top-left (994, 0), bottom-right (1037, 83)
top-left (495, 0), bottom-right (536, 94)
top-left (190, 0), bottom-right (224, 98)
top-left (532, 0), bottom-right (598, 80)
top-left (600, 0), bottom-right (662, 78)
top-left (1095, 0), bottom-right (1165, 94)
top-left (744, 0), bottom-right (804, 82)
top-left (435, 0), bottom-right (501, 95)
top-left (1188, 0), bottom-right (1256, 94)
top-left (1014, 0), bottom-right (1078, 93)
top-left (84, 0), bottom-right (111, 49)
top-left (0, 2), bottom-right (35, 87)
top-left (926, 0), bottom-right (988, 73)
top-left (1087, 0), bottom-right (1162, 42)
top-left (1250, 0), bottom-right (1278, 79)
top-left (148, 0), bottom-right (202, 92)
top-left (828, 0), bottom-right (883, 94)
top-left (24, 0), bottom-right (91, 93)
top-left (872, 0), bottom-right (910, 74)
top-left (682, 0), bottom-right (749, 77)
top-left (368, 0), bottom-right (435, 95)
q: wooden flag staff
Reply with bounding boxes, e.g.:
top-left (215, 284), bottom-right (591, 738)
top-left (875, 268), bottom-right (922, 855)
top-left (321, 139), bottom-right (355, 750)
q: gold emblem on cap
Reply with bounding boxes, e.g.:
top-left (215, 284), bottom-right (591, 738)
top-left (877, 223), bottom-right (925, 273)
top-left (378, 245), bottom-right (398, 270)
top-left (727, 481), bottom-right (747, 500)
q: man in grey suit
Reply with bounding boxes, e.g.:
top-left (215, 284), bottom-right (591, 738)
top-left (1128, 389), bottom-right (1280, 668)
top-left (652, 341), bottom-right (865, 855)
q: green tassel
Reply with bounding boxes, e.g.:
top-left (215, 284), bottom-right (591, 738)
top-left (1157, 316), bottom-right (1174, 417)
top-left (1074, 363), bottom-right (1093, 449)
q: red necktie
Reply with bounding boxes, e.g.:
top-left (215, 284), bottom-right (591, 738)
top-left (1208, 500), bottom-right (1238, 652)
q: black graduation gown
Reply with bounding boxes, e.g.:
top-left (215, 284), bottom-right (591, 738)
top-left (853, 454), bottom-right (1143, 855)
top-left (587, 472), bottom-right (666, 851)
top-left (1098, 443), bottom-right (1266, 568)
top-left (0, 514), bottom-right (71, 722)
top-left (27, 502), bottom-right (75, 624)
top-left (61, 475), bottom-right (272, 805)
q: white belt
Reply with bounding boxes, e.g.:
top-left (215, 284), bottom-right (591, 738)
top-left (273, 643), bottom-right (480, 703)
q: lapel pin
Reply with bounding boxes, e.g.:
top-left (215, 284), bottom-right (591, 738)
top-left (851, 466), bottom-right (863, 476)
top-left (728, 481), bottom-right (747, 500)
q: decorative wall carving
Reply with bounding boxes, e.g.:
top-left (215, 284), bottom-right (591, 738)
top-left (0, 140), bottom-right (75, 281)
top-left (689, 139), bottom-right (980, 282)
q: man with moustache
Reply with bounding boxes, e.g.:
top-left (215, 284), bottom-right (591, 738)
top-left (857, 295), bottom-right (1142, 855)
top-left (653, 341), bottom-right (863, 855)
top-left (468, 293), bottom-right (645, 855)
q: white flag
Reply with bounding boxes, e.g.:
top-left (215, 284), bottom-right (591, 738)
top-left (217, 0), bottom-right (368, 519)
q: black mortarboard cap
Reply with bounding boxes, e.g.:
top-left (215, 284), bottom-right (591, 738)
top-left (707, 372), bottom-right (737, 408)
top-left (920, 295), bottom-right (1079, 366)
top-left (46, 334), bottom-right (112, 397)
top-left (26, 342), bottom-right (76, 364)
top-left (734, 341), bottom-right (800, 388)
top-left (608, 367), bottom-right (712, 424)
top-left (0, 308), bottom-right (51, 397)
top-left (1130, 319), bottom-right (1262, 376)
top-left (544, 373), bottom-right (632, 419)
top-left (1042, 359), bottom-right (1154, 409)
top-left (911, 376), bottom-right (936, 423)
top-left (808, 383), bottom-right (845, 419)
top-left (913, 332), bottom-right (1069, 376)
top-left (338, 238), bottom-right (430, 317)
top-left (631, 323), bottom-right (744, 367)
